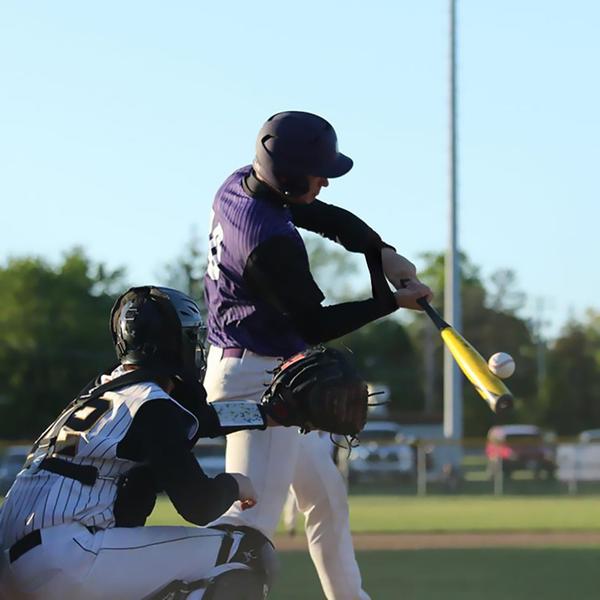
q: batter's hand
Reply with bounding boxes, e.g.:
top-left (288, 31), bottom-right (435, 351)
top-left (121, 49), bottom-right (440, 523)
top-left (381, 247), bottom-right (417, 289)
top-left (229, 473), bottom-right (258, 510)
top-left (393, 279), bottom-right (433, 311)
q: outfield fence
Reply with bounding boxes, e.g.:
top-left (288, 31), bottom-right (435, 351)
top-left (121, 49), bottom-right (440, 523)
top-left (338, 437), bottom-right (600, 497)
top-left (3, 438), bottom-right (600, 498)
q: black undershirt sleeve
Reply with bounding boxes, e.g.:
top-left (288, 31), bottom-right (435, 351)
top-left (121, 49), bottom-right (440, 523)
top-left (118, 400), bottom-right (239, 526)
top-left (244, 236), bottom-right (397, 344)
top-left (289, 199), bottom-right (394, 253)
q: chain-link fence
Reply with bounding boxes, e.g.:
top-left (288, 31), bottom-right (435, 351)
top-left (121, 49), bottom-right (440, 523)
top-left (3, 436), bottom-right (600, 498)
top-left (337, 436), bottom-right (600, 496)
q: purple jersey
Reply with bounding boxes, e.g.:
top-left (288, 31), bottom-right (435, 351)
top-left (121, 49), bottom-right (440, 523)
top-left (204, 166), bottom-right (308, 357)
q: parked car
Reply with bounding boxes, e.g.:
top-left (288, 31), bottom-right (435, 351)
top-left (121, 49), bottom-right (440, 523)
top-left (486, 424), bottom-right (556, 478)
top-left (193, 438), bottom-right (226, 478)
top-left (0, 445), bottom-right (30, 494)
top-left (578, 429), bottom-right (600, 444)
top-left (348, 421), bottom-right (415, 484)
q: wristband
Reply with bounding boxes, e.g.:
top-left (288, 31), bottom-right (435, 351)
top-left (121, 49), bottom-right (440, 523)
top-left (212, 401), bottom-right (267, 429)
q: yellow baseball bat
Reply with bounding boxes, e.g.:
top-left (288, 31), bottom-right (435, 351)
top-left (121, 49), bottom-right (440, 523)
top-left (417, 298), bottom-right (513, 414)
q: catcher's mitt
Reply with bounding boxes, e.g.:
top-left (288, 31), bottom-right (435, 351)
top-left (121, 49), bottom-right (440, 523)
top-left (261, 346), bottom-right (368, 436)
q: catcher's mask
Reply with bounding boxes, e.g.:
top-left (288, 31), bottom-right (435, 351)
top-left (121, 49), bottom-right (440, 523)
top-left (254, 111), bottom-right (353, 197)
top-left (110, 286), bottom-right (205, 379)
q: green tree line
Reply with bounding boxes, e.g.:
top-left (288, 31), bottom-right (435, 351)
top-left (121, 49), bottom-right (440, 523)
top-left (0, 241), bottom-right (598, 438)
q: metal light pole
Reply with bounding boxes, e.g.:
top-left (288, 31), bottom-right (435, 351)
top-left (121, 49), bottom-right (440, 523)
top-left (444, 0), bottom-right (463, 449)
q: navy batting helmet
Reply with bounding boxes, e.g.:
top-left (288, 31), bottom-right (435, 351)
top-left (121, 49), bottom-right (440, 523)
top-left (110, 286), bottom-right (205, 379)
top-left (254, 111), bottom-right (353, 196)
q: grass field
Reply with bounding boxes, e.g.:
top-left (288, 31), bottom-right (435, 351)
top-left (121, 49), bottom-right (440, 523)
top-left (147, 494), bottom-right (600, 532)
top-left (3, 493), bottom-right (600, 531)
top-left (271, 548), bottom-right (600, 600)
top-left (145, 495), bottom-right (600, 598)
top-left (3, 494), bottom-right (600, 598)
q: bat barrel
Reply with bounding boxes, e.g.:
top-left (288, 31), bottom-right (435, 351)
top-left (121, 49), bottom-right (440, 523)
top-left (420, 298), bottom-right (515, 418)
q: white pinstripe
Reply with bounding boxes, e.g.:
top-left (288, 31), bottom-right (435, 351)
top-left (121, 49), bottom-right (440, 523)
top-left (0, 369), bottom-right (199, 548)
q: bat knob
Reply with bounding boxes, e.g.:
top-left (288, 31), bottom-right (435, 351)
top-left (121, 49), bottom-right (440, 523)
top-left (495, 394), bottom-right (514, 414)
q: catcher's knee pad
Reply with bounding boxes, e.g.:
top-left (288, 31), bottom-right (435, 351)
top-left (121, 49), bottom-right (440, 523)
top-left (211, 524), bottom-right (279, 594)
top-left (143, 527), bottom-right (278, 600)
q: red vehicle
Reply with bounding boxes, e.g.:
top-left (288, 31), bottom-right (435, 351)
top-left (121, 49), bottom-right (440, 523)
top-left (486, 424), bottom-right (556, 479)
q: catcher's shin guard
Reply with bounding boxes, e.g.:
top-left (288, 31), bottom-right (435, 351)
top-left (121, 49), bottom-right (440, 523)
top-left (141, 578), bottom-right (210, 600)
top-left (203, 569), bottom-right (265, 600)
top-left (143, 569), bottom-right (264, 600)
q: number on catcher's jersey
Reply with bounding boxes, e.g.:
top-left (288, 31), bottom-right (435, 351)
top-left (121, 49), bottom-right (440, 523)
top-left (26, 396), bottom-right (113, 465)
top-left (207, 214), bottom-right (224, 281)
top-left (54, 397), bottom-right (112, 456)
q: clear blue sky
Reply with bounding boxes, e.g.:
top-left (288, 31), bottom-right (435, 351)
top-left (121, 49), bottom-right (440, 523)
top-left (1, 1), bottom-right (598, 340)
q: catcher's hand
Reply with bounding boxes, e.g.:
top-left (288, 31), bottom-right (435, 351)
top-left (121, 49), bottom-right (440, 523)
top-left (261, 346), bottom-right (368, 436)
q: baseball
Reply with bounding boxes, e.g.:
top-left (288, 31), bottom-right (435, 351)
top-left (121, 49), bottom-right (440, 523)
top-left (488, 352), bottom-right (515, 379)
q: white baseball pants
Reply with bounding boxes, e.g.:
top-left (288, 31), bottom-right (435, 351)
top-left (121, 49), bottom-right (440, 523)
top-left (0, 522), bottom-right (252, 600)
top-left (204, 346), bottom-right (370, 600)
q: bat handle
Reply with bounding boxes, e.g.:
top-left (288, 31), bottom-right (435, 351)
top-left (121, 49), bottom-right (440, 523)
top-left (416, 296), bottom-right (430, 310)
top-left (417, 297), bottom-right (449, 330)
top-left (400, 280), bottom-right (432, 311)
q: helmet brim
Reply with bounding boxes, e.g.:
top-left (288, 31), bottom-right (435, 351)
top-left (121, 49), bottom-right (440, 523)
top-left (315, 153), bottom-right (353, 178)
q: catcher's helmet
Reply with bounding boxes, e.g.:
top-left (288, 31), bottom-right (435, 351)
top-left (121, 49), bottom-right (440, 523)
top-left (110, 286), bottom-right (205, 378)
top-left (254, 111), bottom-right (353, 196)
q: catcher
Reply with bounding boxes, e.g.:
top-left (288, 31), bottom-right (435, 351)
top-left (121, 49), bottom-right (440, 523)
top-left (0, 286), bottom-right (367, 600)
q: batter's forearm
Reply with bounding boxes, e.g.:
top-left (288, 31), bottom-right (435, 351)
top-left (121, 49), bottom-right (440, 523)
top-left (380, 247), bottom-right (418, 288)
top-left (291, 296), bottom-right (397, 344)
